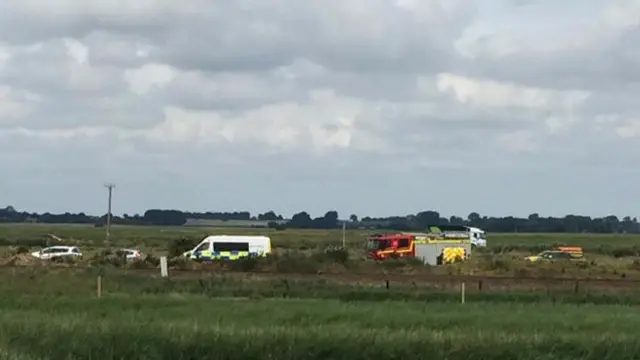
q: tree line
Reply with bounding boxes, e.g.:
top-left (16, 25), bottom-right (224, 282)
top-left (0, 205), bottom-right (638, 234)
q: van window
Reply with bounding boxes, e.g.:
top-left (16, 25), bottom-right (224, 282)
top-left (195, 243), bottom-right (210, 252)
top-left (397, 238), bottom-right (410, 248)
top-left (213, 242), bottom-right (249, 252)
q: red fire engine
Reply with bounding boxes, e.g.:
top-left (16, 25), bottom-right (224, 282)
top-left (366, 232), bottom-right (469, 260)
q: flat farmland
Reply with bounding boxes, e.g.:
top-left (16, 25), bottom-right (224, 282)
top-left (0, 295), bottom-right (638, 360)
top-left (1, 223), bottom-right (638, 250)
top-left (2, 224), bottom-right (640, 281)
top-left (2, 224), bottom-right (640, 359)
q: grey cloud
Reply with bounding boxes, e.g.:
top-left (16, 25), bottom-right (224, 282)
top-left (462, 25), bottom-right (640, 93)
top-left (0, 41), bottom-right (125, 97)
top-left (1, 1), bottom-right (640, 217)
top-left (80, 31), bottom-right (155, 68)
top-left (0, 1), bottom-right (185, 45)
top-left (141, 1), bottom-right (475, 74)
top-left (579, 89), bottom-right (640, 118)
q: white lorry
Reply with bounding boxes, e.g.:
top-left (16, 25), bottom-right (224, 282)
top-left (426, 225), bottom-right (487, 248)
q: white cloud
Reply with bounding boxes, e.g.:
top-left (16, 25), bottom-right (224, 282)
top-left (614, 119), bottom-right (640, 139)
top-left (124, 63), bottom-right (176, 95)
top-left (0, 0), bottom-right (638, 218)
top-left (497, 130), bottom-right (538, 153)
top-left (7, 0), bottom-right (205, 19)
top-left (63, 38), bottom-right (88, 64)
top-left (0, 86), bottom-right (40, 121)
top-left (144, 89), bottom-right (381, 155)
top-left (435, 73), bottom-right (589, 111)
top-left (0, 46), bottom-right (11, 72)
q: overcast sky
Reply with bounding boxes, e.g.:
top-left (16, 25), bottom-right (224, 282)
top-left (1, 0), bottom-right (639, 219)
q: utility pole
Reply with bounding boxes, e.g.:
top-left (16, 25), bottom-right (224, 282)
top-left (342, 221), bottom-right (346, 248)
top-left (104, 183), bottom-right (115, 248)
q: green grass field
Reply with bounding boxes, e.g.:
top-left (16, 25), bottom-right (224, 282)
top-left (2, 223), bottom-right (640, 280)
top-left (2, 223), bottom-right (640, 251)
top-left (2, 224), bottom-right (640, 359)
top-left (0, 295), bottom-right (638, 359)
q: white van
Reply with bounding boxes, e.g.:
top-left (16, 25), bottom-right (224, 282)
top-left (182, 235), bottom-right (272, 260)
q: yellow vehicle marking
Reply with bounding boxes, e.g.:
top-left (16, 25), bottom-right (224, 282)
top-left (442, 247), bottom-right (466, 263)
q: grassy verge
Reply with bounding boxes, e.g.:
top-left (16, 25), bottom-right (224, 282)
top-left (3, 248), bottom-right (640, 281)
top-left (3, 268), bottom-right (640, 306)
top-left (1, 296), bottom-right (640, 359)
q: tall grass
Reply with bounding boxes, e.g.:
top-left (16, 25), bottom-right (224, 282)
top-left (3, 269), bottom-right (640, 306)
top-left (0, 296), bottom-right (639, 359)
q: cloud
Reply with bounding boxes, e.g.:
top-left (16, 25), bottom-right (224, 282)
top-left (0, 0), bottom-right (638, 218)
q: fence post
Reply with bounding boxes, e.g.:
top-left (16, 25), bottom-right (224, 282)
top-left (478, 280), bottom-right (483, 291)
top-left (97, 275), bottom-right (102, 298)
top-left (385, 279), bottom-right (390, 290)
top-left (461, 282), bottom-right (465, 304)
top-left (283, 279), bottom-right (290, 298)
top-left (574, 280), bottom-right (579, 294)
top-left (160, 256), bottom-right (168, 278)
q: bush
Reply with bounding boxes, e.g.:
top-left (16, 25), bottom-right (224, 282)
top-left (14, 246), bottom-right (29, 255)
top-left (167, 237), bottom-right (199, 258)
top-left (227, 256), bottom-right (260, 272)
top-left (87, 253), bottom-right (126, 268)
top-left (273, 253), bottom-right (319, 274)
top-left (144, 255), bottom-right (161, 267)
top-left (629, 259), bottom-right (640, 271)
top-left (128, 258), bottom-right (157, 270)
top-left (167, 257), bottom-right (192, 270)
top-left (381, 258), bottom-right (410, 271)
top-left (50, 256), bottom-right (77, 265)
top-left (484, 258), bottom-right (512, 272)
top-left (323, 246), bottom-right (349, 264)
top-left (611, 247), bottom-right (638, 258)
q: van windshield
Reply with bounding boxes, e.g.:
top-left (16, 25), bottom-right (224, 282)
top-left (213, 242), bottom-right (249, 252)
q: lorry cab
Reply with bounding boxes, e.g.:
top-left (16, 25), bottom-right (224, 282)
top-left (426, 225), bottom-right (487, 248)
top-left (467, 227), bottom-right (487, 248)
top-left (183, 235), bottom-right (272, 261)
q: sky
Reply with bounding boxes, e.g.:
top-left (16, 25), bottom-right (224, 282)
top-left (1, 0), bottom-right (640, 219)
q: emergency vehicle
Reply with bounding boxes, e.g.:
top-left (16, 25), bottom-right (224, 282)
top-left (183, 235), bottom-right (272, 261)
top-left (524, 246), bottom-right (584, 262)
top-left (365, 230), bottom-right (472, 264)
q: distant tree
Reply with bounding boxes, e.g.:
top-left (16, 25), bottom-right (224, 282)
top-left (289, 212), bottom-right (312, 228)
top-left (0, 205), bottom-right (638, 234)
top-left (258, 211), bottom-right (281, 221)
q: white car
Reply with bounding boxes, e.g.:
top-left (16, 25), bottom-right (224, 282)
top-left (31, 246), bottom-right (82, 260)
top-left (115, 248), bottom-right (144, 260)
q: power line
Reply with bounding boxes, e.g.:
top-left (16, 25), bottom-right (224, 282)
top-left (104, 183), bottom-right (115, 247)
